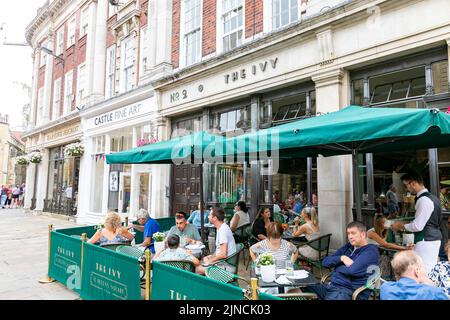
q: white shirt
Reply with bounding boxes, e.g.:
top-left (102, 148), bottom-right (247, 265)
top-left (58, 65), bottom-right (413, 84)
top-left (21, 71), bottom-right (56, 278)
top-left (215, 222), bottom-right (236, 258)
top-left (404, 188), bottom-right (434, 233)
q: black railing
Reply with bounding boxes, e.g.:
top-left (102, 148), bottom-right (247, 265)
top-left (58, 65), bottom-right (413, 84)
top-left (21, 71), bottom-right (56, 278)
top-left (43, 198), bottom-right (77, 216)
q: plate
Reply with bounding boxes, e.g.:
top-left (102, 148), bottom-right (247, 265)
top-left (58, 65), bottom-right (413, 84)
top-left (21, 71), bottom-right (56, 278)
top-left (286, 270), bottom-right (309, 280)
top-left (186, 244), bottom-right (206, 250)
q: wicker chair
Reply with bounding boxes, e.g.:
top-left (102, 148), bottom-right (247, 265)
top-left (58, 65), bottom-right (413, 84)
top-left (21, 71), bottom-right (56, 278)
top-left (296, 233), bottom-right (332, 277)
top-left (205, 265), bottom-right (249, 286)
top-left (159, 260), bottom-right (196, 273)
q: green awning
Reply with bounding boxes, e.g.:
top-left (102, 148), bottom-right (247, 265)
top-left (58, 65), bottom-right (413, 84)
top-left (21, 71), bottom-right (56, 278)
top-left (106, 131), bottom-right (220, 164)
top-left (217, 105), bottom-right (450, 160)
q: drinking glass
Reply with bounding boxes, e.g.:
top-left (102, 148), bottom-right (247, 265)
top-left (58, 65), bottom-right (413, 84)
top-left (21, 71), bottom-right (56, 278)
top-left (285, 261), bottom-right (294, 276)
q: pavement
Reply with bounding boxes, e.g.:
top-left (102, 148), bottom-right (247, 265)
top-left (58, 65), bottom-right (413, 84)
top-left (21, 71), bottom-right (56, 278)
top-left (0, 208), bottom-right (80, 300)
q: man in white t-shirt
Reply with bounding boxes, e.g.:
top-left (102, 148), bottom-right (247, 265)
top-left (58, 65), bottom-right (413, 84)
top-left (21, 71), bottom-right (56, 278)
top-left (195, 207), bottom-right (236, 275)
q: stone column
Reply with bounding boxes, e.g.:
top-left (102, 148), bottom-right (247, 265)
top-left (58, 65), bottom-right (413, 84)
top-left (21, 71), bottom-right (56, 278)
top-left (312, 68), bottom-right (353, 249)
top-left (447, 39), bottom-right (450, 92)
top-left (130, 127), bottom-right (139, 217)
top-left (75, 132), bottom-right (92, 222)
top-left (151, 116), bottom-right (170, 218)
top-left (101, 134), bottom-right (110, 215)
top-left (35, 145), bottom-right (49, 212)
top-left (146, 0), bottom-right (173, 80)
top-left (28, 49), bottom-right (40, 130)
top-left (42, 36), bottom-right (54, 124)
top-left (24, 159), bottom-right (36, 210)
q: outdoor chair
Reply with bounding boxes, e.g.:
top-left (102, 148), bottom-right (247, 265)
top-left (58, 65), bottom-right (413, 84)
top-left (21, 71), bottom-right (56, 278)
top-left (159, 260), bottom-right (196, 273)
top-left (116, 245), bottom-right (147, 286)
top-left (205, 265), bottom-right (249, 286)
top-left (296, 233), bottom-right (332, 278)
top-left (211, 243), bottom-right (244, 276)
top-left (321, 269), bottom-right (384, 300)
top-left (232, 223), bottom-right (252, 265)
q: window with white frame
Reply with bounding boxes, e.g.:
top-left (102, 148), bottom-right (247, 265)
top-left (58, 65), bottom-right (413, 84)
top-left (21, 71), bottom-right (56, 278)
top-left (37, 87), bottom-right (44, 124)
top-left (80, 7), bottom-right (89, 38)
top-left (140, 26), bottom-right (149, 75)
top-left (39, 42), bottom-right (48, 67)
top-left (77, 64), bottom-right (86, 106)
top-left (105, 45), bottom-right (116, 99)
top-left (56, 27), bottom-right (64, 55)
top-left (222, 0), bottom-right (243, 52)
top-left (182, 0), bottom-right (202, 67)
top-left (63, 70), bottom-right (74, 115)
top-left (67, 17), bottom-right (76, 48)
top-left (121, 37), bottom-right (136, 92)
top-left (52, 78), bottom-right (62, 120)
top-left (273, 0), bottom-right (299, 30)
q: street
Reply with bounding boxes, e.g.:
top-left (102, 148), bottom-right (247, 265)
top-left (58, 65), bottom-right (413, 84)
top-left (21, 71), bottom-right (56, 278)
top-left (0, 209), bottom-right (79, 300)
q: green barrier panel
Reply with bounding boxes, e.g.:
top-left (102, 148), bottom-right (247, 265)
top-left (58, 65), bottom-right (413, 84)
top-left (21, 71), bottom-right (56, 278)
top-left (56, 225), bottom-right (98, 238)
top-left (48, 231), bottom-right (83, 293)
top-left (156, 217), bottom-right (175, 232)
top-left (258, 292), bottom-right (283, 300)
top-left (152, 261), bottom-right (245, 300)
top-left (80, 243), bottom-right (141, 300)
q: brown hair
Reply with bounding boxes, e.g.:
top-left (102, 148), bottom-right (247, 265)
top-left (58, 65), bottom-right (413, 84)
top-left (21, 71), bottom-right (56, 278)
top-left (374, 215), bottom-right (387, 238)
top-left (266, 222), bottom-right (283, 239)
top-left (211, 207), bottom-right (225, 222)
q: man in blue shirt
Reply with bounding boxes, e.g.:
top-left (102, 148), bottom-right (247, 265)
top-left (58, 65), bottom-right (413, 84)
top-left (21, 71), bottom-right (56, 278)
top-left (130, 209), bottom-right (161, 254)
top-left (380, 250), bottom-right (448, 300)
top-left (303, 221), bottom-right (380, 300)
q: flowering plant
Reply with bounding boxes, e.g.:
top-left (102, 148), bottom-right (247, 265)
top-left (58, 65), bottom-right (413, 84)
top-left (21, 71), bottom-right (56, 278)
top-left (15, 156), bottom-right (29, 165)
top-left (258, 252), bottom-right (274, 266)
top-left (137, 137), bottom-right (158, 147)
top-left (152, 232), bottom-right (166, 242)
top-left (27, 151), bottom-right (42, 164)
top-left (64, 142), bottom-right (84, 157)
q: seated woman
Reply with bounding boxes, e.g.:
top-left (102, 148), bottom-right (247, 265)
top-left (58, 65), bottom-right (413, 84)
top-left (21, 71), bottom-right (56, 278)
top-left (152, 234), bottom-right (200, 267)
top-left (187, 202), bottom-right (210, 232)
top-left (229, 201), bottom-right (250, 233)
top-left (293, 206), bottom-right (321, 260)
top-left (88, 212), bottom-right (134, 246)
top-left (251, 207), bottom-right (273, 245)
top-left (367, 215), bottom-right (410, 250)
top-left (428, 241), bottom-right (450, 296)
top-left (250, 221), bottom-right (298, 269)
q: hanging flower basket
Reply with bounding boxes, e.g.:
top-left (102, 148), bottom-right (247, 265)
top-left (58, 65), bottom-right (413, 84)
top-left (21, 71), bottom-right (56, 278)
top-left (137, 137), bottom-right (158, 147)
top-left (64, 142), bottom-right (85, 157)
top-left (15, 156), bottom-right (29, 165)
top-left (27, 151), bottom-right (42, 164)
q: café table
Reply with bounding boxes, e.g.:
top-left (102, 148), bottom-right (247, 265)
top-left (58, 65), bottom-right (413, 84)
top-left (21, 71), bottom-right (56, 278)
top-left (250, 267), bottom-right (319, 294)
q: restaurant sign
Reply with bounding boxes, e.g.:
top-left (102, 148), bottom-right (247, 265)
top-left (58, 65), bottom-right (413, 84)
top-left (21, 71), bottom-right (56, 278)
top-left (45, 124), bottom-right (81, 143)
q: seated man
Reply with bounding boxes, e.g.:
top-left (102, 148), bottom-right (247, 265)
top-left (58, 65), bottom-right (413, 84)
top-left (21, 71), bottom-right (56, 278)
top-left (153, 234), bottom-right (200, 267)
top-left (195, 207), bottom-right (236, 275)
top-left (167, 211), bottom-right (202, 247)
top-left (303, 221), bottom-right (379, 300)
top-left (129, 208), bottom-right (161, 254)
top-left (380, 250), bottom-right (448, 300)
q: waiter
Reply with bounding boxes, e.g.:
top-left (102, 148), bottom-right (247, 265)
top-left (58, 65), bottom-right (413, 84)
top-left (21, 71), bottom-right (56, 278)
top-left (392, 171), bottom-right (443, 273)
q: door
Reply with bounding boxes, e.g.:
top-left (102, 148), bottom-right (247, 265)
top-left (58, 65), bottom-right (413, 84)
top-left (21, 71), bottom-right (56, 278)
top-left (138, 172), bottom-right (151, 213)
top-left (172, 164), bottom-right (200, 215)
top-left (118, 173), bottom-right (131, 214)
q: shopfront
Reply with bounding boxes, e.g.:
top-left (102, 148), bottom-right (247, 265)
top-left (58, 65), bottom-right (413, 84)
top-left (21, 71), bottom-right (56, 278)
top-left (77, 93), bottom-right (162, 224)
top-left (350, 47), bottom-right (450, 225)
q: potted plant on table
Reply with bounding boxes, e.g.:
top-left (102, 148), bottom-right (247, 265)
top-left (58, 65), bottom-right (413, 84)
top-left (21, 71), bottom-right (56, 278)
top-left (152, 232), bottom-right (166, 252)
top-left (258, 252), bottom-right (276, 283)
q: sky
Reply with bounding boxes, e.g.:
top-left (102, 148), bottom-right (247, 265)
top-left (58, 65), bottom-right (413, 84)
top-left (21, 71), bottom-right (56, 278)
top-left (0, 0), bottom-right (47, 131)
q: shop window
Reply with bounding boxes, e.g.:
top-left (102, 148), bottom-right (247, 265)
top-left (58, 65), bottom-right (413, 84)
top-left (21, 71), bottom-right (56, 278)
top-left (369, 66), bottom-right (426, 105)
top-left (172, 116), bottom-right (202, 138)
top-left (217, 108), bottom-right (250, 133)
top-left (90, 156), bottom-right (105, 213)
top-left (438, 147), bottom-right (450, 211)
top-left (369, 150), bottom-right (429, 216)
top-left (352, 79), bottom-right (364, 106)
top-left (111, 132), bottom-right (133, 153)
top-left (209, 163), bottom-right (247, 205)
top-left (272, 94), bottom-right (307, 123)
top-left (92, 136), bottom-right (106, 154)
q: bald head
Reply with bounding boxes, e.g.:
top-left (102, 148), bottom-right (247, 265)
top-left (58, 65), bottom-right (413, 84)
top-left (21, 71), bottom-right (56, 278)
top-left (391, 250), bottom-right (425, 280)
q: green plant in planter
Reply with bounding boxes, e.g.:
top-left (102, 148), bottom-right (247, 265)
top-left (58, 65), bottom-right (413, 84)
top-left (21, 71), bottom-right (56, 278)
top-left (27, 151), bottom-right (42, 164)
top-left (15, 156), bottom-right (29, 165)
top-left (152, 232), bottom-right (166, 242)
top-left (258, 252), bottom-right (275, 266)
top-left (64, 142), bottom-right (85, 157)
